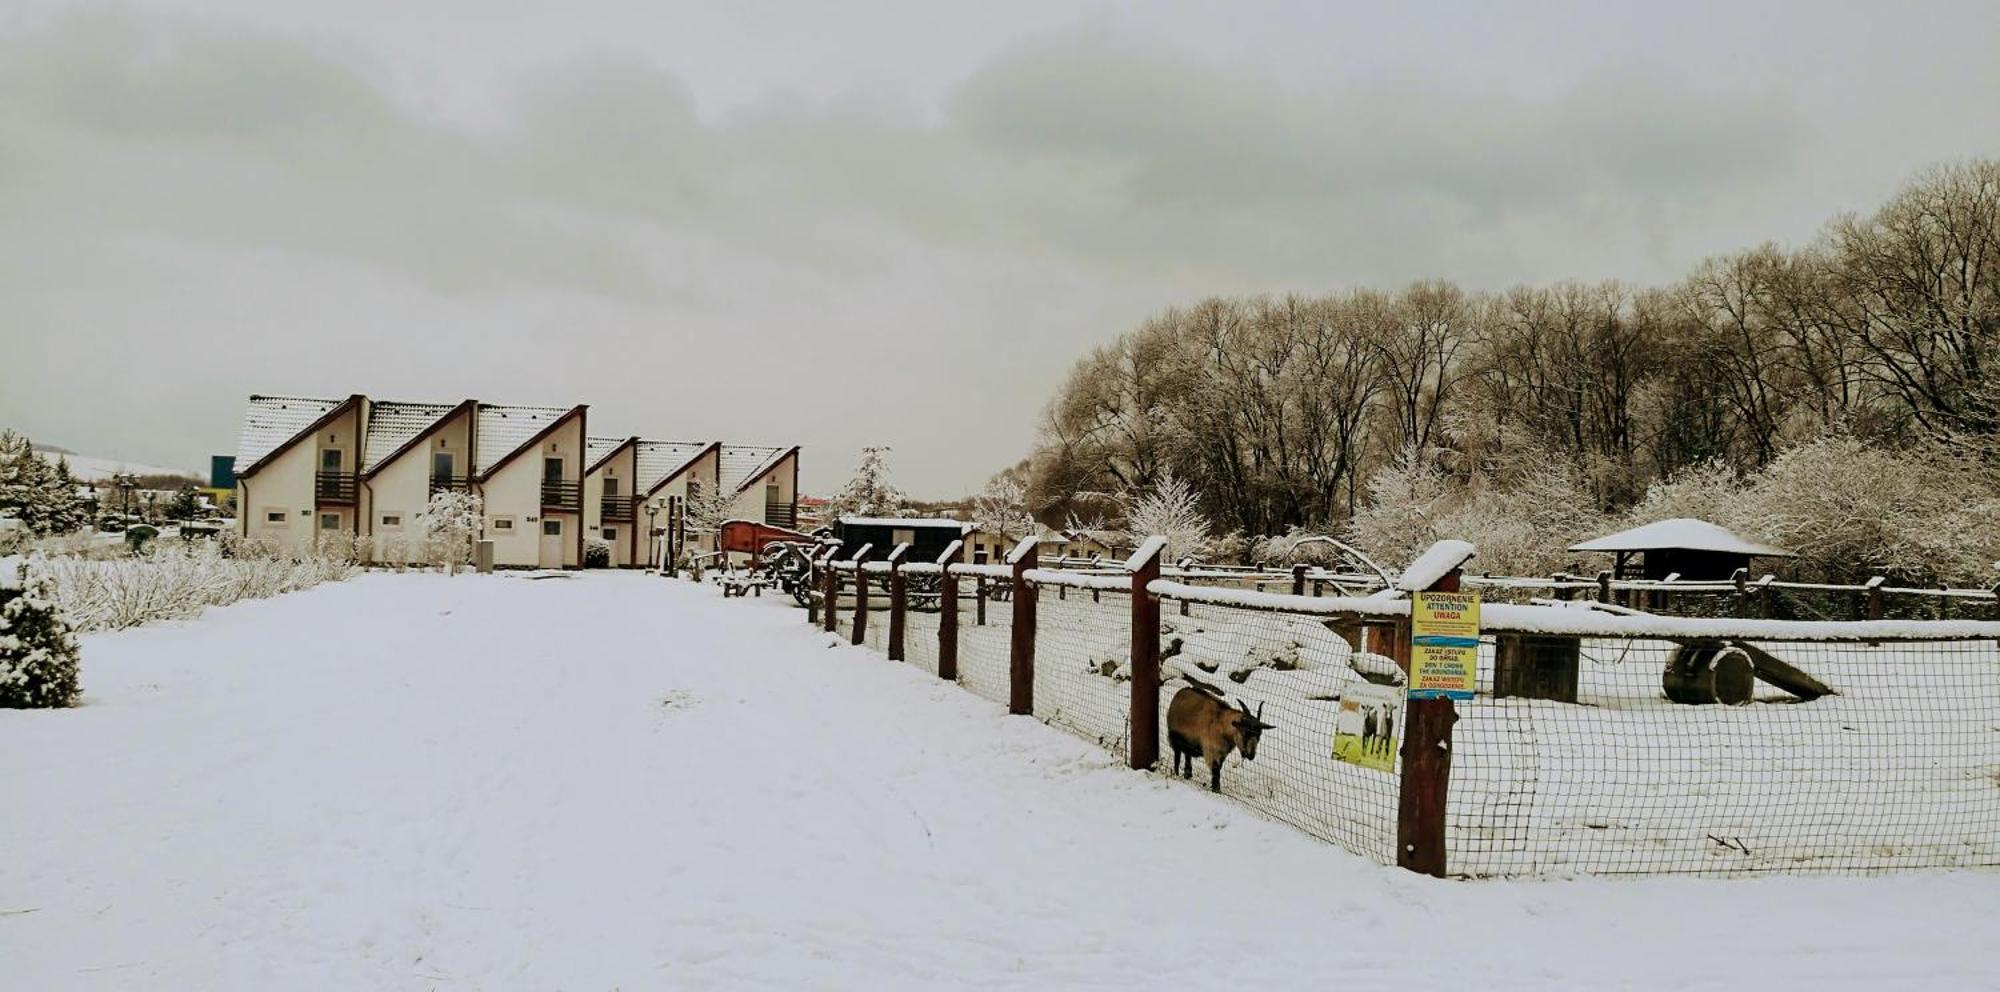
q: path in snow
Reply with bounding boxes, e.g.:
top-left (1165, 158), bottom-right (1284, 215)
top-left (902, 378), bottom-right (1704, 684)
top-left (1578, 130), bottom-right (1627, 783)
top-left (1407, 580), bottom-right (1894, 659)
top-left (1, 571), bottom-right (1995, 990)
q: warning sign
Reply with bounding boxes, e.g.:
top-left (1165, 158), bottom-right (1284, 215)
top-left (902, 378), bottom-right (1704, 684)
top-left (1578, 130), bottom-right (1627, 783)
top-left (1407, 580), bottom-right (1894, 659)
top-left (1409, 591), bottom-right (1480, 701)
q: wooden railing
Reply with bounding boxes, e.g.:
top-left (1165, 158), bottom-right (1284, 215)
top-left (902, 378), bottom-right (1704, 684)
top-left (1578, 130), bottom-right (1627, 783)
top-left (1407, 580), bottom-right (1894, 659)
top-left (315, 472), bottom-right (357, 503)
top-left (602, 495), bottom-right (635, 522)
top-left (541, 480), bottom-right (581, 511)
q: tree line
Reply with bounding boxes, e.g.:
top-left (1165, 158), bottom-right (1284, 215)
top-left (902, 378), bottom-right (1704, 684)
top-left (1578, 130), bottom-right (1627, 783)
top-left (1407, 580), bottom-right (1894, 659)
top-left (1013, 160), bottom-right (2000, 583)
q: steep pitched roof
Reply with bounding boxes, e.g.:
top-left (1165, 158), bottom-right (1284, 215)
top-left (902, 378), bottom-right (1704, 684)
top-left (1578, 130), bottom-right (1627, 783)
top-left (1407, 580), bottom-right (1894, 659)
top-left (719, 444), bottom-right (796, 495)
top-left (362, 400), bottom-right (468, 474)
top-left (1569, 518), bottom-right (1793, 557)
top-left (585, 436), bottom-right (634, 475)
top-left (473, 403), bottom-right (582, 480)
top-left (637, 440), bottom-right (716, 496)
top-left (234, 394), bottom-right (358, 478)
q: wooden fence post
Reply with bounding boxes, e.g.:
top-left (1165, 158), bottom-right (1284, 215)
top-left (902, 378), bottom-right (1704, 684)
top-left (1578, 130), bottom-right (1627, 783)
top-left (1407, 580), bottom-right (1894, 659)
top-left (1291, 563), bottom-right (1308, 596)
top-left (976, 577), bottom-right (988, 626)
top-left (1008, 536), bottom-right (1038, 717)
top-left (850, 544), bottom-right (874, 647)
top-left (1597, 569), bottom-right (1613, 604)
top-left (1396, 543), bottom-right (1476, 879)
top-left (937, 540), bottom-right (962, 681)
top-left (821, 551), bottom-right (839, 633)
top-left (886, 543), bottom-right (909, 661)
top-left (1128, 538), bottom-right (1165, 771)
top-left (1864, 575), bottom-right (1885, 621)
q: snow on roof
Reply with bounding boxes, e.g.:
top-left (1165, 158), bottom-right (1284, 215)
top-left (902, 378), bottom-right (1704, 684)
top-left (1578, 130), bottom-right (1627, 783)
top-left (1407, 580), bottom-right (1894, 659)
top-left (1396, 539), bottom-right (1477, 592)
top-left (635, 440), bottom-right (711, 493)
top-left (363, 400), bottom-right (460, 471)
top-left (839, 516), bottom-right (965, 529)
top-left (1569, 518), bottom-right (1793, 557)
top-left (585, 436), bottom-right (625, 469)
top-left (719, 445), bottom-right (792, 495)
top-left (474, 403), bottom-right (571, 474)
top-left (235, 395), bottom-right (346, 471)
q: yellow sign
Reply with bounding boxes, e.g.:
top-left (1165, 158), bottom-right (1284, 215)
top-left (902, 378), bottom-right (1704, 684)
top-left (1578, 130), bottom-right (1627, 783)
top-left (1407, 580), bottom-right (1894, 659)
top-left (1409, 591), bottom-right (1480, 700)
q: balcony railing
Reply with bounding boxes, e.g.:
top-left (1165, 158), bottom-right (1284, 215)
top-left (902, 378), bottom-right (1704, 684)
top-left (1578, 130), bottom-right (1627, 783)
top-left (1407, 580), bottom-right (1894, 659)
top-left (429, 475), bottom-right (471, 494)
top-left (316, 472), bottom-right (357, 504)
top-left (541, 480), bottom-right (581, 512)
top-left (765, 500), bottom-right (796, 529)
top-left (602, 495), bottom-right (635, 522)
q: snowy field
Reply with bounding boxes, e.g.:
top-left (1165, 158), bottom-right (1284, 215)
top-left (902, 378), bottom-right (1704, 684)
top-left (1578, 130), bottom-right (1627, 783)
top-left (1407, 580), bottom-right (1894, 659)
top-left (4, 572), bottom-right (1998, 990)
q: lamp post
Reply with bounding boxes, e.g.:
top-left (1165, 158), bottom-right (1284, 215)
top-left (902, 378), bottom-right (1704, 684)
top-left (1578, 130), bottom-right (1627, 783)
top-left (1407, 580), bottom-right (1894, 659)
top-left (646, 503), bottom-right (660, 574)
top-left (114, 473), bottom-right (137, 524)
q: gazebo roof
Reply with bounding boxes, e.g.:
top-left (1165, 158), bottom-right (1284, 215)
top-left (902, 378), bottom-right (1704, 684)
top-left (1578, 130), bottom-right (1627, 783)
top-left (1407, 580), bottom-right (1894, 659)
top-left (1568, 518), bottom-right (1793, 557)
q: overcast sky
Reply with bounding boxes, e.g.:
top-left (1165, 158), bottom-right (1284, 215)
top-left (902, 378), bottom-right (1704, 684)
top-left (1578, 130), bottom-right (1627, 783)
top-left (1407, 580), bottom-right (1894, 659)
top-left (1, 1), bottom-right (1996, 495)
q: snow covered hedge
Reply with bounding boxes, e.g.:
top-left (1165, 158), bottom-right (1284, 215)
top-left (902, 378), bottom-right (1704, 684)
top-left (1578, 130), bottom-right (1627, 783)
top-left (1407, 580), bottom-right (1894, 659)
top-left (0, 563), bottom-right (82, 708)
top-left (31, 541), bottom-right (358, 633)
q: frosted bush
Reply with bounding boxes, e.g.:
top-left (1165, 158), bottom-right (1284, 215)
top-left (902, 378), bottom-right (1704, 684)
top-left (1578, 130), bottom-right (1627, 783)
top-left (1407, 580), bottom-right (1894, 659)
top-left (33, 542), bottom-right (358, 633)
top-left (0, 563), bottom-right (82, 708)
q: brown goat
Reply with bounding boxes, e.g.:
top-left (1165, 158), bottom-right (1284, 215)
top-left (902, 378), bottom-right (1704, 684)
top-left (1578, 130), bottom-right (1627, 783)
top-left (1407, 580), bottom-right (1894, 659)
top-left (1166, 680), bottom-right (1275, 793)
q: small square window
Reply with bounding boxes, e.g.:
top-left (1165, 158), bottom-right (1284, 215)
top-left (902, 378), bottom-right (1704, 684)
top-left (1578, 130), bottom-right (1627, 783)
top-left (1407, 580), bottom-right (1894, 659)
top-left (320, 514), bottom-right (341, 531)
top-left (493, 517), bottom-right (515, 532)
top-left (543, 519), bottom-right (562, 536)
top-left (380, 514), bottom-right (402, 528)
top-left (602, 528), bottom-right (617, 540)
top-left (265, 510), bottom-right (287, 524)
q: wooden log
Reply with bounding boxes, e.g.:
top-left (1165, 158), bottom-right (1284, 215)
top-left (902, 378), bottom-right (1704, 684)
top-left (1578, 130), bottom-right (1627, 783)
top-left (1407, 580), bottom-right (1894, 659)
top-left (1731, 640), bottom-right (1836, 700)
top-left (1663, 643), bottom-right (1755, 705)
top-left (1009, 541), bottom-right (1037, 716)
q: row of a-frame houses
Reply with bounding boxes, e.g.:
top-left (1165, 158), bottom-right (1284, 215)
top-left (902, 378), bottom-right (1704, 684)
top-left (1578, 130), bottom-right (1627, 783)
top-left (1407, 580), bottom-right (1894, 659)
top-left (231, 394), bottom-right (799, 569)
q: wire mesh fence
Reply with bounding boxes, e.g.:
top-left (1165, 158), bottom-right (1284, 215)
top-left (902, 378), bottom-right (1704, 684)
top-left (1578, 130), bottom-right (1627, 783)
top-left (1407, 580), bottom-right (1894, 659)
top-left (1450, 634), bottom-right (2000, 876)
top-left (802, 552), bottom-right (2000, 879)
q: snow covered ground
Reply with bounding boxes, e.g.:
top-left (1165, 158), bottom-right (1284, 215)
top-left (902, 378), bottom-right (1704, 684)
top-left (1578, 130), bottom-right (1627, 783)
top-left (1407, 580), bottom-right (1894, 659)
top-left (3, 571), bottom-right (1997, 990)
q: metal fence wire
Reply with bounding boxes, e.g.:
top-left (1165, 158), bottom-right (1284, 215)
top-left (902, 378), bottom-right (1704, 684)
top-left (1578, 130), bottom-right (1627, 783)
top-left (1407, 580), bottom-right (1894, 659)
top-left (807, 556), bottom-right (2000, 879)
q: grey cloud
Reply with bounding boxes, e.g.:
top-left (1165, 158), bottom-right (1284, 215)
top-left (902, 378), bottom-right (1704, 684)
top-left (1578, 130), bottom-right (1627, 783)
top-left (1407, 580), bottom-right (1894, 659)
top-left (0, 7), bottom-right (1978, 496)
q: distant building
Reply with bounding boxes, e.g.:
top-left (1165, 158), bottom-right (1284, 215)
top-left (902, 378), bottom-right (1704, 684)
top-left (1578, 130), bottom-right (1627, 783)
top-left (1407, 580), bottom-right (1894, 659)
top-left (229, 393), bottom-right (796, 569)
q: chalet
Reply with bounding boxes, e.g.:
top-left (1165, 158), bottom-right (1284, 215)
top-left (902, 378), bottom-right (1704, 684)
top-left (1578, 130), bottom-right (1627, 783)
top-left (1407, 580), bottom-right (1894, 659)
top-left (582, 436), bottom-right (639, 567)
top-left (719, 445), bottom-right (800, 531)
top-left (1568, 518), bottom-right (1793, 581)
top-left (231, 393), bottom-right (793, 570)
top-left (473, 403), bottom-right (588, 569)
top-left (234, 394), bottom-right (367, 554)
top-left (358, 399), bottom-right (475, 564)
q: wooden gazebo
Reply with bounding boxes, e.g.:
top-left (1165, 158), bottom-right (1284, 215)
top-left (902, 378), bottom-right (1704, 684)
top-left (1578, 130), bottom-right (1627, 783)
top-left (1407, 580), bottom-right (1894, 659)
top-left (1568, 518), bottom-right (1792, 581)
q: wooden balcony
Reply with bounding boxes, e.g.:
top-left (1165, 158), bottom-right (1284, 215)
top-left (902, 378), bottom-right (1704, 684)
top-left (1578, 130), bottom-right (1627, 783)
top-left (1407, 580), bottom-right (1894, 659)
top-left (541, 480), bottom-right (581, 512)
top-left (602, 495), bottom-right (635, 522)
top-left (765, 501), bottom-right (796, 529)
top-left (316, 472), bottom-right (357, 504)
top-left (429, 475), bottom-right (471, 494)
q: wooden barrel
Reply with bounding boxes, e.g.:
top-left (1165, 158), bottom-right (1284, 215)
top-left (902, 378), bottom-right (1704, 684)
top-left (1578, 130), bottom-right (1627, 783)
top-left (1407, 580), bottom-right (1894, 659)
top-left (1662, 643), bottom-right (1756, 705)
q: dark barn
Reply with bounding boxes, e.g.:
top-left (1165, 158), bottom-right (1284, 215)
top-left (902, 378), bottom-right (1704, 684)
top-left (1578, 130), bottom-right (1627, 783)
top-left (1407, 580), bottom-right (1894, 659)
top-left (831, 516), bottom-right (969, 564)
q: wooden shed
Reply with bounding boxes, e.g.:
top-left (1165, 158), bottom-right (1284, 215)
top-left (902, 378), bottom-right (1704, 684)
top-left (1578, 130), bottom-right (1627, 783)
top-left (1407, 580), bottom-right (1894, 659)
top-left (1568, 518), bottom-right (1792, 581)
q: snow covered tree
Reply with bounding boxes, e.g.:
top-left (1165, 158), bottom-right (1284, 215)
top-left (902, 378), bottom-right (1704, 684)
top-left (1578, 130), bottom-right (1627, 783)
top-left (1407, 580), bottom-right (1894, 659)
top-left (680, 480), bottom-right (735, 538)
top-left (165, 483), bottom-right (202, 522)
top-left (419, 488), bottom-right (483, 575)
top-left (824, 446), bottom-right (907, 521)
top-left (0, 563), bottom-right (81, 708)
top-left (0, 431), bottom-right (89, 536)
top-left (973, 471), bottom-right (1035, 541)
top-left (1125, 473), bottom-right (1214, 562)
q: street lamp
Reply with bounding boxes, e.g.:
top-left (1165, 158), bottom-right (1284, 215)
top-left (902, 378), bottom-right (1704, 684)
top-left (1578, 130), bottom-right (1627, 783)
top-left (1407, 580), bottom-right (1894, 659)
top-left (645, 504), bottom-right (660, 574)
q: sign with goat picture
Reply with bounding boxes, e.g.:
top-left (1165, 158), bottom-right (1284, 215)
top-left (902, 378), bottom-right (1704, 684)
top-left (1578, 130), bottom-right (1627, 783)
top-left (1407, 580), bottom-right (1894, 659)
top-left (1332, 683), bottom-right (1401, 773)
top-left (1410, 591), bottom-right (1480, 701)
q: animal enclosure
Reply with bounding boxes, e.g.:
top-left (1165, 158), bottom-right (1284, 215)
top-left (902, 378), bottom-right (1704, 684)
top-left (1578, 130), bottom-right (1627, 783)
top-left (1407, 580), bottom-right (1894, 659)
top-left (812, 543), bottom-right (2000, 878)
